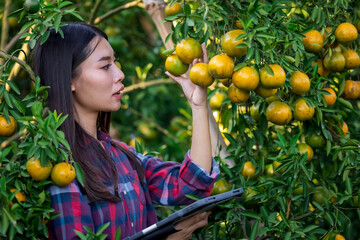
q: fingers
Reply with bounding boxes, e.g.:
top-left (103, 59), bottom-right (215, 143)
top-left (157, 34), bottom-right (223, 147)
top-left (201, 43), bottom-right (208, 63)
top-left (165, 71), bottom-right (187, 84)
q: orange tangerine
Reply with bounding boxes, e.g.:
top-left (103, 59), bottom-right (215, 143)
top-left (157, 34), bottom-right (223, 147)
top-left (232, 66), bottom-right (259, 91)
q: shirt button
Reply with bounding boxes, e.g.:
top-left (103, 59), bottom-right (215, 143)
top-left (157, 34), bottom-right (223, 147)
top-left (124, 191), bottom-right (127, 195)
top-left (131, 222), bottom-right (134, 227)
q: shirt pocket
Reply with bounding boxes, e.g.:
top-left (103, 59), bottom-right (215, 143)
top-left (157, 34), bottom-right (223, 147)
top-left (126, 170), bottom-right (146, 206)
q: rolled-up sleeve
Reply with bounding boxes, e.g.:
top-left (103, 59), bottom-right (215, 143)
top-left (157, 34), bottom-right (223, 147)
top-left (129, 147), bottom-right (219, 206)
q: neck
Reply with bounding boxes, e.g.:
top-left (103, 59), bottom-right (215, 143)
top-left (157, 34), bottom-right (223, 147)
top-left (74, 108), bottom-right (99, 139)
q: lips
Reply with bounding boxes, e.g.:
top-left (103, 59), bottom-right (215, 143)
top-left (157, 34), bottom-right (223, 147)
top-left (113, 85), bottom-right (124, 95)
top-left (112, 85), bottom-right (124, 100)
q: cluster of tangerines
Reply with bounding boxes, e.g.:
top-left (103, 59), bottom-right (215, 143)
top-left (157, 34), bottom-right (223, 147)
top-left (303, 22), bottom-right (360, 100)
top-left (0, 115), bottom-right (76, 203)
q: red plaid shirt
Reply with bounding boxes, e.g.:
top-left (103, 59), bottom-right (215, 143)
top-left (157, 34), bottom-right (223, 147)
top-left (48, 131), bottom-right (218, 239)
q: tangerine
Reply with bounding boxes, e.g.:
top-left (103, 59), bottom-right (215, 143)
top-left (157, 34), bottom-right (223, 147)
top-left (323, 51), bottom-right (346, 72)
top-left (339, 121), bottom-right (349, 136)
top-left (302, 30), bottom-right (324, 53)
top-left (232, 66), bottom-right (259, 91)
top-left (189, 63), bottom-right (214, 87)
top-left (164, 2), bottom-right (183, 16)
top-left (321, 88), bottom-right (337, 106)
top-left (341, 80), bottom-right (360, 100)
top-left (219, 78), bottom-right (231, 87)
top-left (325, 234), bottom-right (346, 240)
top-left (266, 101), bottom-right (292, 125)
top-left (335, 22), bottom-right (358, 45)
top-left (51, 162), bottom-right (76, 187)
top-left (208, 54), bottom-right (235, 79)
top-left (0, 115), bottom-right (17, 137)
top-left (221, 29), bottom-right (247, 58)
top-left (209, 92), bottom-right (226, 110)
top-left (312, 59), bottom-right (329, 77)
top-left (228, 83), bottom-right (250, 103)
top-left (241, 161), bottom-right (256, 179)
top-left (250, 104), bottom-right (261, 122)
top-left (165, 54), bottom-right (189, 76)
top-left (343, 49), bottom-right (360, 69)
top-left (254, 85), bottom-right (277, 97)
top-left (294, 98), bottom-right (315, 121)
top-left (26, 157), bottom-right (53, 181)
top-left (296, 143), bottom-right (314, 161)
top-left (260, 64), bottom-right (286, 89)
top-left (289, 71), bottom-right (310, 95)
top-left (306, 132), bottom-right (326, 148)
top-left (235, 20), bottom-right (243, 29)
top-left (23, 0), bottom-right (40, 14)
top-left (10, 189), bottom-right (26, 202)
top-left (210, 179), bottom-right (231, 196)
top-left (175, 38), bottom-right (202, 64)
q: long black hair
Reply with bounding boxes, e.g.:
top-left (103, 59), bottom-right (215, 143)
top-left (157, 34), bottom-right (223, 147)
top-left (32, 22), bottom-right (145, 202)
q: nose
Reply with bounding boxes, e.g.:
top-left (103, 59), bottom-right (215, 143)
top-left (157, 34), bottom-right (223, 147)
top-left (114, 65), bottom-right (125, 83)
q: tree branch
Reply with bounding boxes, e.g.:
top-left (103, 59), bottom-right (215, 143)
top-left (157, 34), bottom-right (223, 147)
top-left (88, 0), bottom-right (105, 25)
top-left (123, 78), bottom-right (175, 94)
top-left (93, 0), bottom-right (143, 25)
top-left (0, 0), bottom-right (11, 65)
top-left (3, 31), bottom-right (26, 53)
top-left (0, 50), bottom-right (36, 82)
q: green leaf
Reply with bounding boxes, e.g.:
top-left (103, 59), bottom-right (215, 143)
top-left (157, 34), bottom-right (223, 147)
top-left (37, 190), bottom-right (46, 205)
top-left (242, 211), bottom-right (261, 220)
top-left (162, 48), bottom-right (175, 56)
top-left (345, 177), bottom-right (352, 195)
top-left (96, 222), bottom-right (110, 235)
top-left (234, 63), bottom-right (247, 72)
top-left (185, 194), bottom-right (201, 201)
top-left (74, 162), bottom-right (85, 187)
top-left (6, 81), bottom-right (20, 95)
top-left (40, 31), bottom-right (50, 45)
top-left (264, 65), bottom-right (274, 76)
top-left (19, 21), bottom-right (35, 34)
top-left (54, 14), bottom-right (62, 33)
top-left (59, 1), bottom-right (73, 8)
top-left (284, 232), bottom-right (291, 240)
top-left (12, 98), bottom-right (25, 115)
top-left (73, 230), bottom-right (87, 239)
top-left (337, 97), bottom-right (353, 110)
top-left (3, 91), bottom-right (13, 109)
top-left (303, 225), bottom-right (318, 233)
top-left (260, 206), bottom-right (269, 226)
top-left (114, 227), bottom-right (121, 240)
top-left (249, 220), bottom-right (259, 240)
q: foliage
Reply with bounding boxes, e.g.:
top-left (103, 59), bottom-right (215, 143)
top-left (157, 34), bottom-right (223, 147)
top-left (1, 0), bottom-right (360, 239)
top-left (162, 0), bottom-right (360, 239)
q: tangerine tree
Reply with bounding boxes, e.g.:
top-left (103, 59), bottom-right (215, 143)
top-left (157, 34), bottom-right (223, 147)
top-left (1, 0), bottom-right (360, 239)
top-left (161, 0), bottom-right (360, 239)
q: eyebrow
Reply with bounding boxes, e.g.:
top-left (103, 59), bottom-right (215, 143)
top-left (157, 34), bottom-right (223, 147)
top-left (98, 56), bottom-right (113, 62)
top-left (97, 52), bottom-right (116, 62)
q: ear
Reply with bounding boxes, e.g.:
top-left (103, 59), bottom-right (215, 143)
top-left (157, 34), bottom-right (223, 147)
top-left (71, 83), bottom-right (75, 92)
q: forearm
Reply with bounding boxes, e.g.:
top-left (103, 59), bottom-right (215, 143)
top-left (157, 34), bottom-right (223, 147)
top-left (207, 104), bottom-right (234, 168)
top-left (190, 106), bottom-right (212, 173)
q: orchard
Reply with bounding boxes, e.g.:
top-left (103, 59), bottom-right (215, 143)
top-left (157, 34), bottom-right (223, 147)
top-left (1, 0), bottom-right (360, 239)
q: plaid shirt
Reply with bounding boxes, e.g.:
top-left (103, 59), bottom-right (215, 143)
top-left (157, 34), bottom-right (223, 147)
top-left (48, 131), bottom-right (219, 239)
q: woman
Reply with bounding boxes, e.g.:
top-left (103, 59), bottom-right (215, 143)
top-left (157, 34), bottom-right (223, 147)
top-left (32, 22), bottom-right (218, 239)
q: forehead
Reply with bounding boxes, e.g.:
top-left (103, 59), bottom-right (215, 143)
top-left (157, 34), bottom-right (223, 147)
top-left (86, 37), bottom-right (114, 62)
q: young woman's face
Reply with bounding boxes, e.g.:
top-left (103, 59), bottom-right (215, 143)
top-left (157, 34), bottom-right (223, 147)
top-left (71, 37), bottom-right (125, 116)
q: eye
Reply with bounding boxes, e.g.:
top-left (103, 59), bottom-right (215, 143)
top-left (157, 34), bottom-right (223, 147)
top-left (102, 64), bottom-right (111, 70)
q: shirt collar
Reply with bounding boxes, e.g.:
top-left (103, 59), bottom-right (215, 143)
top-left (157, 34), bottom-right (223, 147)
top-left (97, 130), bottom-right (111, 143)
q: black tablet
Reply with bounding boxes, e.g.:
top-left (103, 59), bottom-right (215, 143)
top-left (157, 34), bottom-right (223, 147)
top-left (124, 187), bottom-right (244, 240)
